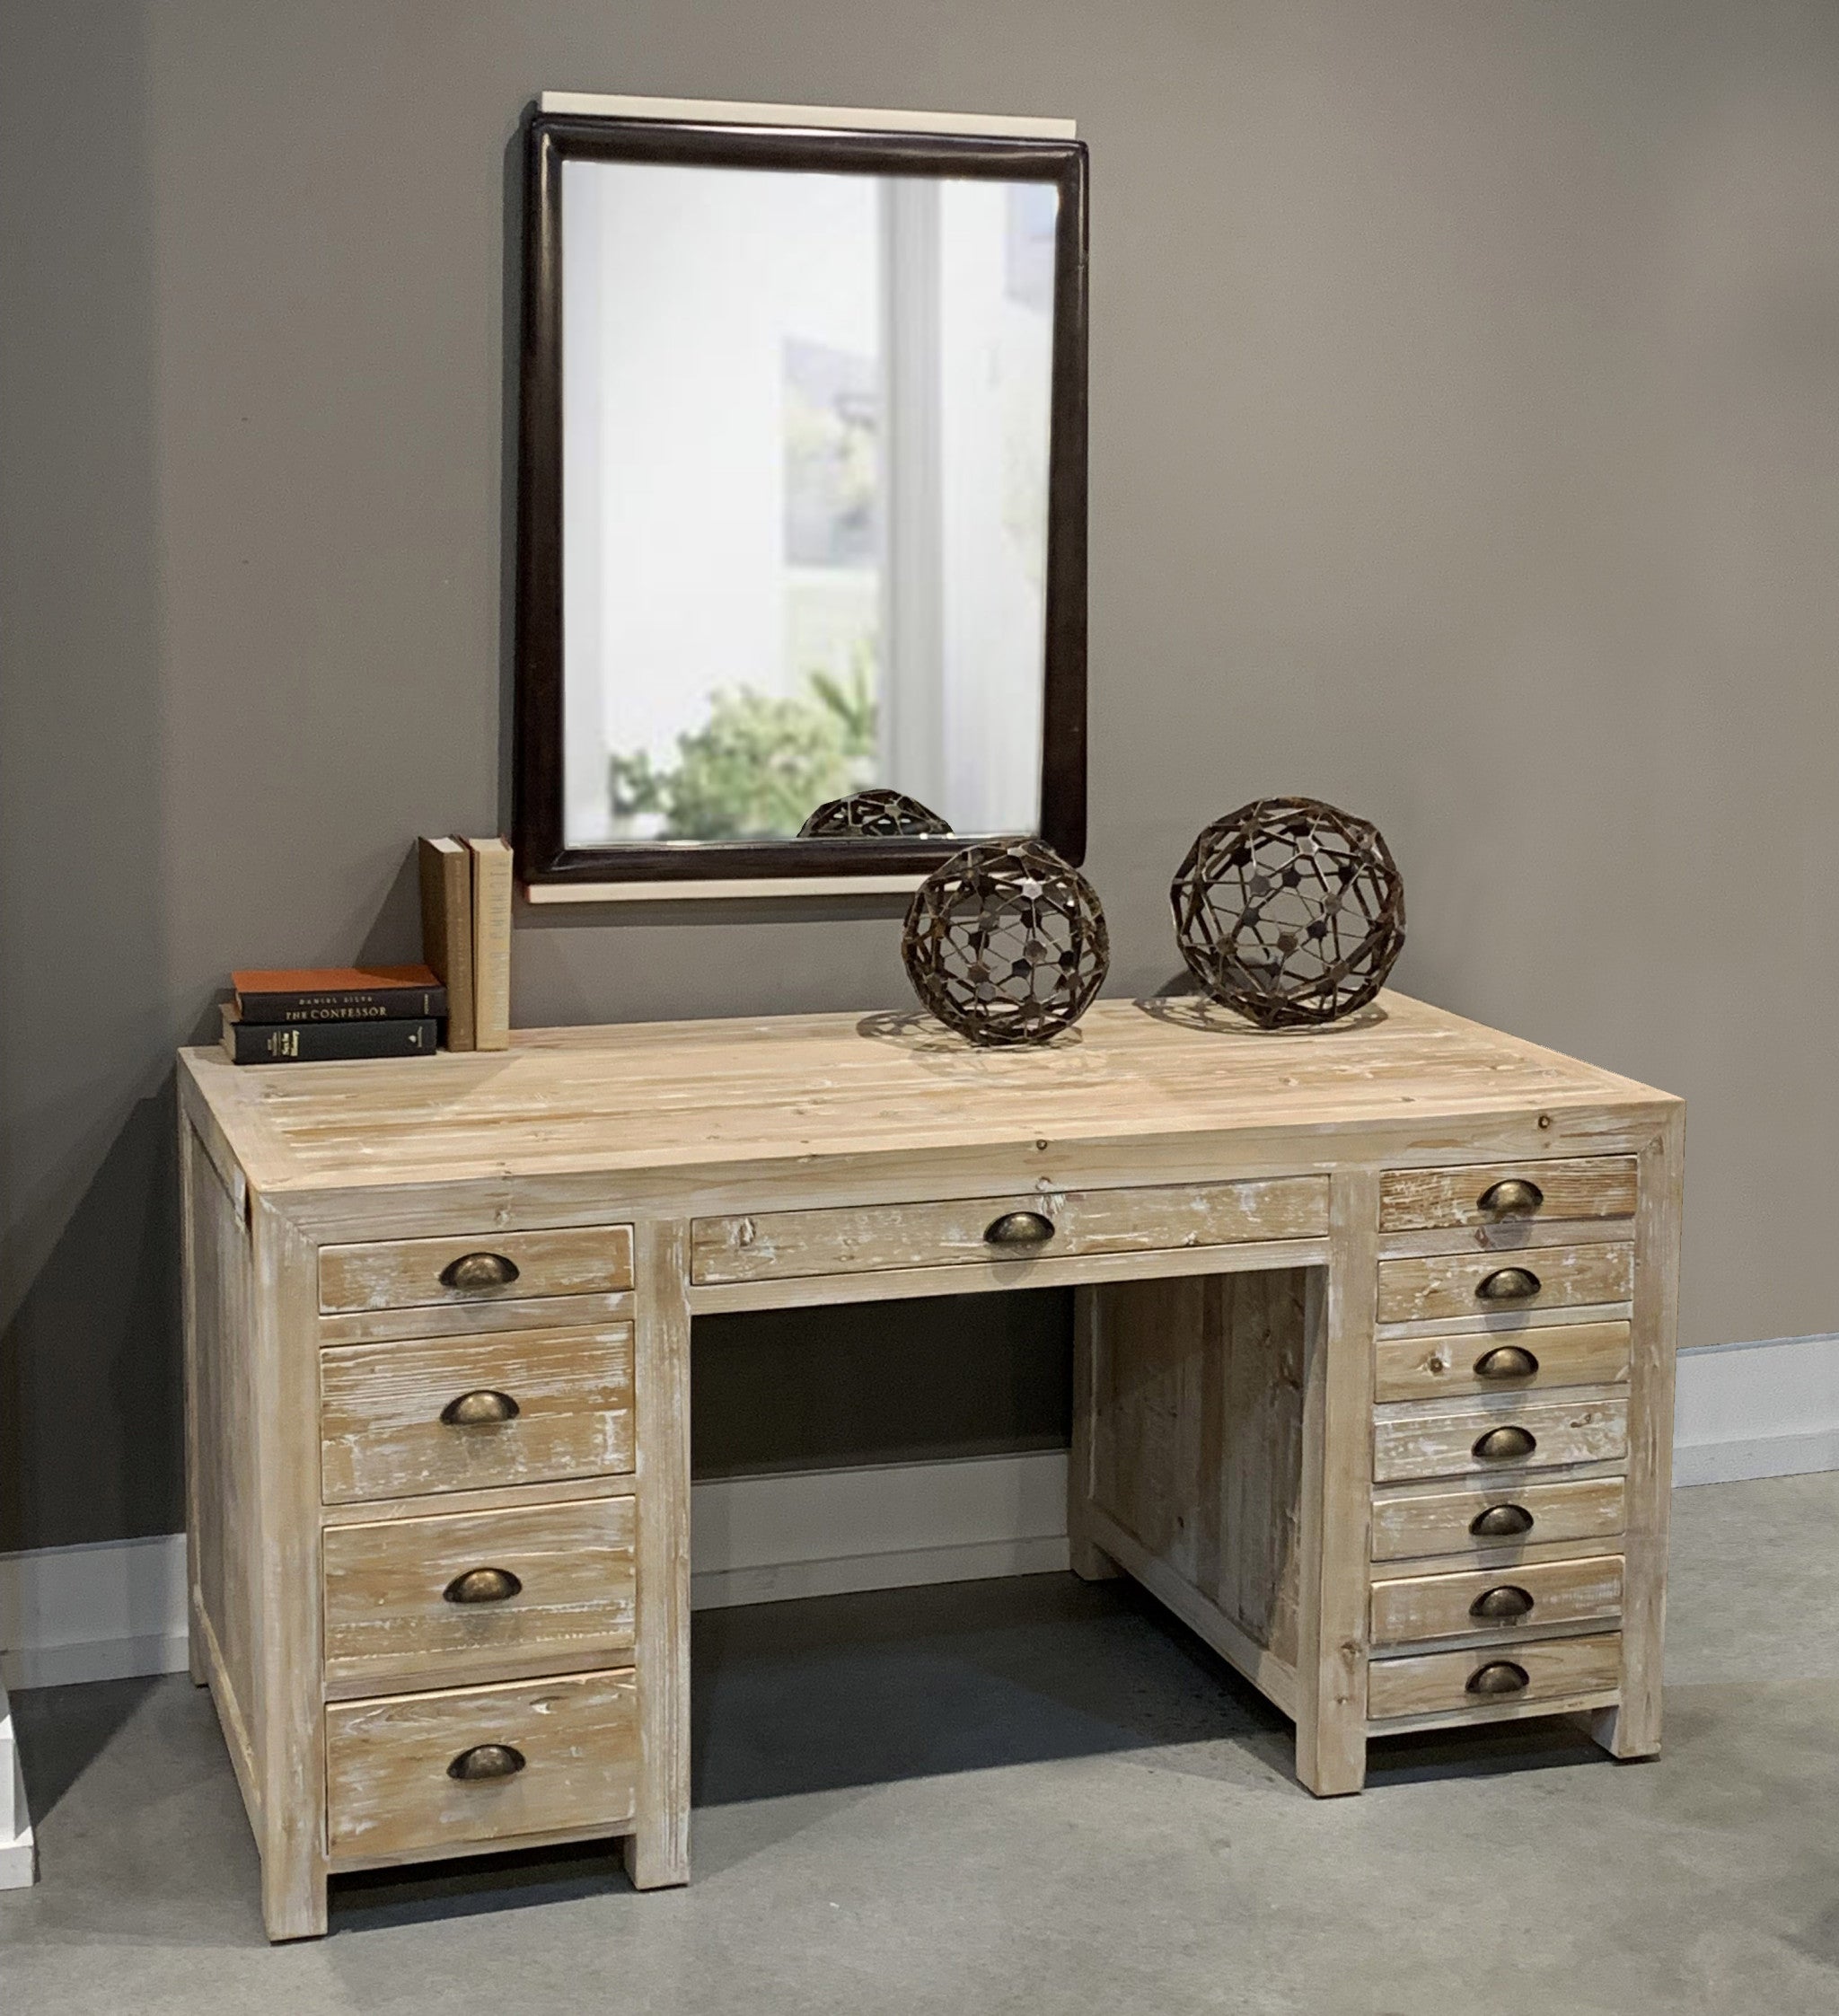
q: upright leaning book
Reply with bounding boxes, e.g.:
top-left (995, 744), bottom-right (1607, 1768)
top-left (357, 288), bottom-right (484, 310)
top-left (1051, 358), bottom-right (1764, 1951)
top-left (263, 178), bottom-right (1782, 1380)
top-left (467, 836), bottom-right (514, 1052)
top-left (418, 837), bottom-right (477, 1051)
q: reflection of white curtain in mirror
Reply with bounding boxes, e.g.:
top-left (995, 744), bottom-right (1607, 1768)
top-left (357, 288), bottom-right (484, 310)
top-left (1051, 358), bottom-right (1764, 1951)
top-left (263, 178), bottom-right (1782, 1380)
top-left (880, 181), bottom-right (1051, 836)
top-left (880, 178), bottom-right (945, 814)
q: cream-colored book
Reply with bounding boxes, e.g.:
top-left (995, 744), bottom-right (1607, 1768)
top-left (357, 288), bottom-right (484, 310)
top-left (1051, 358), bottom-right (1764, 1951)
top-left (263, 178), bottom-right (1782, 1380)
top-left (465, 836), bottom-right (514, 1051)
top-left (418, 836), bottom-right (476, 1052)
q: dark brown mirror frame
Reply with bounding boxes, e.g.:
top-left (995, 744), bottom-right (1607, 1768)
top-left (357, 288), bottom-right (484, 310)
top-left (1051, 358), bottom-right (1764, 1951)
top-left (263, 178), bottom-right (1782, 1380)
top-left (514, 110), bottom-right (1089, 892)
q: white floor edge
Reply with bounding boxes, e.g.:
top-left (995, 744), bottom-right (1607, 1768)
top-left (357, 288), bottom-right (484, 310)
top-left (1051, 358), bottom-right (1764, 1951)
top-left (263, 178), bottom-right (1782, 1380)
top-left (2, 1334), bottom-right (1834, 1693)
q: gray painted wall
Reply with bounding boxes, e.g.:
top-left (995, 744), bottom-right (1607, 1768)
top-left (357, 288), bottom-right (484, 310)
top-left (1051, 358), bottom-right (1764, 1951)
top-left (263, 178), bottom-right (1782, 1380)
top-left (4, 0), bottom-right (1837, 1553)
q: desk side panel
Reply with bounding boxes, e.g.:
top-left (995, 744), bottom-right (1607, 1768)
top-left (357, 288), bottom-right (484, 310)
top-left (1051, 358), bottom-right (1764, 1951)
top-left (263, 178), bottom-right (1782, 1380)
top-left (181, 1112), bottom-right (264, 1827)
top-left (1083, 1270), bottom-right (1308, 1702)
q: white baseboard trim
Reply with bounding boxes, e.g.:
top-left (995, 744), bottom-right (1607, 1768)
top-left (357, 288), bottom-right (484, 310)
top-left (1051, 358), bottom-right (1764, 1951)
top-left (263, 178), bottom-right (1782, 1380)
top-left (1673, 1333), bottom-right (1839, 1487)
top-left (689, 1451), bottom-right (1071, 1611)
top-left (0, 1532), bottom-right (189, 1693)
top-left (3, 1338), bottom-right (1835, 1691)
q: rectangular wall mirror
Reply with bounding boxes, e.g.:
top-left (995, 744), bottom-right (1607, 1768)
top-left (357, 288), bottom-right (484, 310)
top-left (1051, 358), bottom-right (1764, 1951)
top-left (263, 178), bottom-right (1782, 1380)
top-left (515, 103), bottom-right (1087, 894)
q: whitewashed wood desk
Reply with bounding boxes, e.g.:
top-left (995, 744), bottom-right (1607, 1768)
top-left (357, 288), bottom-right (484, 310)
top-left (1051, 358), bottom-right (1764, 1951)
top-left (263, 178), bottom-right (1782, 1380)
top-left (177, 992), bottom-right (1683, 1940)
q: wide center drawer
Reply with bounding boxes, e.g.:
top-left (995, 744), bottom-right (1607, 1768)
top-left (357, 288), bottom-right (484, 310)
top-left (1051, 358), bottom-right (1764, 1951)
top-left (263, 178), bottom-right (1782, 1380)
top-left (319, 1225), bottom-right (634, 1315)
top-left (320, 1323), bottom-right (635, 1505)
top-left (321, 1497), bottom-right (637, 1691)
top-left (325, 1668), bottom-right (638, 1862)
top-left (1372, 1390), bottom-right (1628, 1483)
top-left (691, 1176), bottom-right (1329, 1286)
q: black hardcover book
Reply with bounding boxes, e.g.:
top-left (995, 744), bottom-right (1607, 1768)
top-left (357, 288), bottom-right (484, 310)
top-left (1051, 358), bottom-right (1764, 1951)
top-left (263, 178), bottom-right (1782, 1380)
top-left (221, 1005), bottom-right (439, 1064)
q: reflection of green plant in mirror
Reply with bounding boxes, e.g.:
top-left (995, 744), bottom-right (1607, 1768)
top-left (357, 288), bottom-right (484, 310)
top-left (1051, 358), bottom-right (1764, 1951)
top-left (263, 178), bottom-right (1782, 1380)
top-left (610, 656), bottom-right (879, 841)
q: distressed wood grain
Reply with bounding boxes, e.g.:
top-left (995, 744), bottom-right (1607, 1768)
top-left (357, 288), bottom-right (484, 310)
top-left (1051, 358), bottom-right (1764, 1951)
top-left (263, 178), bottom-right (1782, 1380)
top-left (1372, 1390), bottom-right (1629, 1483)
top-left (319, 1225), bottom-right (633, 1314)
top-left (1377, 1243), bottom-right (1633, 1325)
top-left (691, 1177), bottom-right (1329, 1286)
top-left (1368, 1631), bottom-right (1622, 1721)
top-left (1370, 1553), bottom-right (1623, 1646)
top-left (321, 1497), bottom-right (636, 1690)
top-left (1379, 1157), bottom-right (1637, 1232)
top-left (324, 1668), bottom-right (638, 1861)
top-left (319, 1324), bottom-right (633, 1504)
top-left (1373, 1318), bottom-right (1630, 1404)
top-left (1370, 1475), bottom-right (1626, 1563)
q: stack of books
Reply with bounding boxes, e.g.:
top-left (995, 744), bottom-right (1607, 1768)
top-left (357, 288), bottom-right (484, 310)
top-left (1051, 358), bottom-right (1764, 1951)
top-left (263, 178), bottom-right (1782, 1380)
top-left (222, 967), bottom-right (446, 1063)
top-left (221, 834), bottom-right (515, 1066)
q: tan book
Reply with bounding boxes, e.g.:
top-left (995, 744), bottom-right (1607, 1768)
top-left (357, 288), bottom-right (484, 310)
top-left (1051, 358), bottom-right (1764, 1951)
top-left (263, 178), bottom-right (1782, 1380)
top-left (465, 836), bottom-right (514, 1051)
top-left (418, 837), bottom-right (476, 1052)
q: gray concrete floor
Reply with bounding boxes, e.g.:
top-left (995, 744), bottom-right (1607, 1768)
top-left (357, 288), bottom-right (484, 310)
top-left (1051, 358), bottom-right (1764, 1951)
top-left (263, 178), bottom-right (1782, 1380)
top-left (2, 1472), bottom-right (1836, 2014)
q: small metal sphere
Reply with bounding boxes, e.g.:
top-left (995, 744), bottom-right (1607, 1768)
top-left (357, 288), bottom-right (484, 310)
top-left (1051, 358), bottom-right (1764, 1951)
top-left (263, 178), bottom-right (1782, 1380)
top-left (799, 789), bottom-right (954, 839)
top-left (1170, 797), bottom-right (1405, 1028)
top-left (902, 839), bottom-right (1109, 1046)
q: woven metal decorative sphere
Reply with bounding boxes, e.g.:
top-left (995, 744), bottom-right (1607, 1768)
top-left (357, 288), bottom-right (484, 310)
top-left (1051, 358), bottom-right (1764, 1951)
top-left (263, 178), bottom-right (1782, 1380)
top-left (799, 789), bottom-right (954, 839)
top-left (1170, 797), bottom-right (1405, 1028)
top-left (902, 840), bottom-right (1109, 1046)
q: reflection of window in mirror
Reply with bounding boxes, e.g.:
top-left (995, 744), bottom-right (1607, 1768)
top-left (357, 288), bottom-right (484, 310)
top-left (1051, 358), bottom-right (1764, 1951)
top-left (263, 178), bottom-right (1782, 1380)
top-left (560, 161), bottom-right (1056, 848)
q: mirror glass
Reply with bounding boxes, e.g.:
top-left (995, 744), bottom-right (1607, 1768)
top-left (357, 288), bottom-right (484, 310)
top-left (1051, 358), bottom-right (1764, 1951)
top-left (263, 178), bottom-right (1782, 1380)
top-left (559, 157), bottom-right (1059, 848)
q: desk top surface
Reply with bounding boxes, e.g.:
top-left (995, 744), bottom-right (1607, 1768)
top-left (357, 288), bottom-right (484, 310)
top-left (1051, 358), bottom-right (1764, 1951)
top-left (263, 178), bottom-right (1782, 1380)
top-left (180, 992), bottom-right (1675, 1195)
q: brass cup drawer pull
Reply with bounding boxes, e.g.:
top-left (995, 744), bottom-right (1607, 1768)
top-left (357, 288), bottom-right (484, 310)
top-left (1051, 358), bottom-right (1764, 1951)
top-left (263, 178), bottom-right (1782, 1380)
top-left (443, 1566), bottom-right (524, 1606)
top-left (1469, 1502), bottom-right (1535, 1538)
top-left (446, 1742), bottom-right (526, 1783)
top-left (1477, 1177), bottom-right (1544, 1216)
top-left (984, 1210), bottom-right (1055, 1250)
top-left (1468, 1583), bottom-right (1535, 1621)
top-left (1474, 1344), bottom-right (1539, 1381)
top-left (439, 1388), bottom-right (521, 1427)
top-left (1475, 1266), bottom-right (1542, 1302)
top-left (1473, 1425), bottom-right (1537, 1463)
top-left (1465, 1659), bottom-right (1530, 1697)
top-left (439, 1251), bottom-right (522, 1293)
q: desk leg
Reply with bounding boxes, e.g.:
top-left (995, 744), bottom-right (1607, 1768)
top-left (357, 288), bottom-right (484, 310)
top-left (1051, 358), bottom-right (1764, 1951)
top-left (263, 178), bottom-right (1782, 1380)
top-left (623, 1219), bottom-right (692, 1890)
top-left (1068, 1288), bottom-right (1121, 1580)
top-left (256, 1211), bottom-right (330, 1940)
top-left (1294, 1173), bottom-right (1377, 1798)
top-left (1593, 1110), bottom-right (1684, 1762)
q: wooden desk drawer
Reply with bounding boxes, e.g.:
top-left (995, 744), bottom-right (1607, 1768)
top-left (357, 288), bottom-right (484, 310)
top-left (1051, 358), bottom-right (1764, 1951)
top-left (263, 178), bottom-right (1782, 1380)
top-left (1380, 1158), bottom-right (1638, 1233)
top-left (321, 1325), bottom-right (634, 1505)
top-left (319, 1227), bottom-right (634, 1315)
top-left (1376, 1243), bottom-right (1632, 1325)
top-left (1374, 1319), bottom-right (1630, 1404)
top-left (1370, 1554), bottom-right (1623, 1647)
top-left (1373, 1391), bottom-right (1627, 1483)
top-left (322, 1497), bottom-right (636, 1692)
top-left (325, 1668), bottom-right (638, 1862)
top-left (691, 1176), bottom-right (1329, 1286)
top-left (1368, 1631), bottom-right (1622, 1721)
top-left (1371, 1475), bottom-right (1627, 1562)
